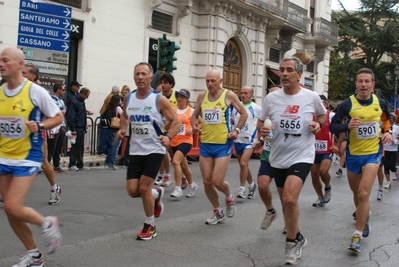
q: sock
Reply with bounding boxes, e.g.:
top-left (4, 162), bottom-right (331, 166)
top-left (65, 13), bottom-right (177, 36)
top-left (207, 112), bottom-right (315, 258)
top-left (174, 186), bottom-right (180, 190)
top-left (182, 174), bottom-right (186, 178)
top-left (226, 193), bottom-right (233, 201)
top-left (239, 186), bottom-right (245, 191)
top-left (249, 182), bottom-right (254, 189)
top-left (286, 238), bottom-right (296, 243)
top-left (27, 248), bottom-right (40, 258)
top-left (267, 208), bottom-right (275, 214)
top-left (378, 185), bottom-right (383, 190)
top-left (165, 173), bottom-right (171, 177)
top-left (145, 216), bottom-right (155, 226)
top-left (152, 188), bottom-right (159, 199)
top-left (354, 230), bottom-right (363, 238)
top-left (216, 207), bottom-right (222, 213)
top-left (325, 186), bottom-right (331, 192)
top-left (50, 184), bottom-right (58, 191)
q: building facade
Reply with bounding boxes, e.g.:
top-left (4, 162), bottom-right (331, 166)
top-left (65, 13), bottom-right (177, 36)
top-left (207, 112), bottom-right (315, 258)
top-left (0, 0), bottom-right (338, 114)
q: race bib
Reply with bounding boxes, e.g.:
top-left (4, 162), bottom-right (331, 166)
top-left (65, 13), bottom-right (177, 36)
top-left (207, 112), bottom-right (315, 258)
top-left (315, 140), bottom-right (328, 152)
top-left (264, 140), bottom-right (272, 152)
top-left (0, 116), bottom-right (26, 139)
top-left (131, 122), bottom-right (152, 139)
top-left (203, 109), bottom-right (222, 124)
top-left (356, 121), bottom-right (378, 139)
top-left (177, 124), bottom-right (186, 136)
top-left (278, 117), bottom-right (303, 134)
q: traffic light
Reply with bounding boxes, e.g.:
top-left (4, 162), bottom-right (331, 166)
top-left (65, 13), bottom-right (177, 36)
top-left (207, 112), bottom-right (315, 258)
top-left (165, 41), bottom-right (180, 73)
top-left (157, 34), bottom-right (171, 72)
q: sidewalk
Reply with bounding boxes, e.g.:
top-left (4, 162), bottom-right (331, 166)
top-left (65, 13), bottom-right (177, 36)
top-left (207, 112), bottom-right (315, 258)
top-left (59, 153), bottom-right (120, 168)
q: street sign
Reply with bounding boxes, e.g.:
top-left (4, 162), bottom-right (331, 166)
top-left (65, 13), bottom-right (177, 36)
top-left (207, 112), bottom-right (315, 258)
top-left (25, 60), bottom-right (68, 76)
top-left (18, 0), bottom-right (71, 52)
top-left (19, 47), bottom-right (69, 64)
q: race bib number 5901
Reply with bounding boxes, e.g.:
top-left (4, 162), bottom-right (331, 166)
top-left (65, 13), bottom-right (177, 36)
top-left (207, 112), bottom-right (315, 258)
top-left (0, 116), bottom-right (25, 139)
top-left (356, 122), bottom-right (378, 139)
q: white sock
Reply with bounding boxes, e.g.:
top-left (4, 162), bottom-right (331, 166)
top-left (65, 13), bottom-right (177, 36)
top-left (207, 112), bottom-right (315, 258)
top-left (174, 186), bottom-right (180, 190)
top-left (239, 186), bottom-right (245, 191)
top-left (41, 217), bottom-right (51, 231)
top-left (50, 184), bottom-right (58, 191)
top-left (354, 230), bottom-right (363, 238)
top-left (249, 182), bottom-right (255, 189)
top-left (145, 216), bottom-right (154, 226)
top-left (379, 185), bottom-right (383, 190)
top-left (27, 248), bottom-right (40, 257)
top-left (216, 207), bottom-right (222, 213)
top-left (152, 188), bottom-right (159, 199)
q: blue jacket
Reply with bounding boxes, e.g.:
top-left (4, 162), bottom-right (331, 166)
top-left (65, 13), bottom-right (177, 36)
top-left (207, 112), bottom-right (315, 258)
top-left (66, 94), bottom-right (87, 134)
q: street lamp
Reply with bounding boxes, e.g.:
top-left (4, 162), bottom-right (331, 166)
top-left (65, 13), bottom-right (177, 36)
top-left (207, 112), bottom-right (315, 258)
top-left (385, 66), bottom-right (399, 111)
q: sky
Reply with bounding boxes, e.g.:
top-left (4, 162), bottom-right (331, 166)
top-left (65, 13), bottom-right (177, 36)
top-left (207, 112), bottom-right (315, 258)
top-left (331, 0), bottom-right (361, 11)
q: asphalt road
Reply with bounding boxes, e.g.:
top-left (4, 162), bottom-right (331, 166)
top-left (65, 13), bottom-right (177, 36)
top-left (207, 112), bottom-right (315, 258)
top-left (1, 158), bottom-right (399, 267)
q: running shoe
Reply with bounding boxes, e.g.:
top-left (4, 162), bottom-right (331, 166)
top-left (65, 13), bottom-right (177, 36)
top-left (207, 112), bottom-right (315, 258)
top-left (284, 241), bottom-right (298, 265)
top-left (154, 187), bottom-right (164, 218)
top-left (247, 183), bottom-right (258, 199)
top-left (161, 174), bottom-right (172, 187)
top-left (324, 187), bottom-right (331, 203)
top-left (394, 168), bottom-right (399, 181)
top-left (377, 189), bottom-right (383, 201)
top-left (352, 211), bottom-right (356, 221)
top-left (186, 182), bottom-right (198, 198)
top-left (336, 168), bottom-right (342, 176)
top-left (53, 167), bottom-right (68, 174)
top-left (348, 234), bottom-right (361, 253)
top-left (226, 193), bottom-right (236, 218)
top-left (136, 223), bottom-right (156, 240)
top-left (362, 217), bottom-right (370, 237)
top-left (282, 225), bottom-right (287, 234)
top-left (171, 187), bottom-right (183, 198)
top-left (312, 196), bottom-right (325, 207)
top-left (68, 166), bottom-right (79, 171)
top-left (181, 177), bottom-right (188, 189)
top-left (260, 210), bottom-right (277, 230)
top-left (41, 216), bottom-right (62, 254)
top-left (237, 187), bottom-right (245, 198)
top-left (49, 186), bottom-right (62, 205)
top-left (205, 210), bottom-right (225, 225)
top-left (154, 175), bottom-right (163, 185)
top-left (383, 183), bottom-right (391, 189)
top-left (79, 166), bottom-right (90, 171)
top-left (12, 253), bottom-right (43, 267)
top-left (296, 234), bottom-right (308, 259)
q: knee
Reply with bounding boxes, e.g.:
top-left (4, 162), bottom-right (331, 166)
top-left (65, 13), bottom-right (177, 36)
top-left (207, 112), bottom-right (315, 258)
top-left (203, 178), bottom-right (213, 188)
top-left (239, 160), bottom-right (248, 169)
top-left (257, 178), bottom-right (269, 192)
top-left (282, 195), bottom-right (296, 209)
top-left (4, 204), bottom-right (20, 219)
top-left (357, 190), bottom-right (369, 202)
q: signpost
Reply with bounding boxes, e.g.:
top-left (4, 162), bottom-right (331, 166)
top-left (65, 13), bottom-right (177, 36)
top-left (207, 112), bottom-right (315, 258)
top-left (18, 0), bottom-right (71, 52)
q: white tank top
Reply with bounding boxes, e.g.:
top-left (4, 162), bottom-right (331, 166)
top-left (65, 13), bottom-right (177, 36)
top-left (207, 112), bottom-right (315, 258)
top-left (126, 90), bottom-right (166, 155)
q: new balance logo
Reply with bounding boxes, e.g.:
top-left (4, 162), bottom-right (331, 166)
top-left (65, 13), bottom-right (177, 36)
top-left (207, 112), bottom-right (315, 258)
top-left (283, 105), bottom-right (300, 114)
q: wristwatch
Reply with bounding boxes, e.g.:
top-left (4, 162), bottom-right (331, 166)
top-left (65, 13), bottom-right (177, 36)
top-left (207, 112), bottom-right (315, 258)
top-left (235, 127), bottom-right (241, 133)
top-left (37, 123), bottom-right (44, 132)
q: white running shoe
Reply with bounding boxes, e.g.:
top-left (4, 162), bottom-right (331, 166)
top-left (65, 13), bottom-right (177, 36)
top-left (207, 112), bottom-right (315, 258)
top-left (171, 187), bottom-right (183, 198)
top-left (312, 196), bottom-right (325, 207)
top-left (161, 175), bottom-right (172, 187)
top-left (226, 193), bottom-right (236, 218)
top-left (237, 187), bottom-right (245, 198)
top-left (42, 216), bottom-right (62, 254)
top-left (186, 183), bottom-right (198, 198)
top-left (49, 186), bottom-right (62, 205)
top-left (205, 210), bottom-right (225, 225)
top-left (12, 253), bottom-right (43, 267)
top-left (260, 210), bottom-right (277, 230)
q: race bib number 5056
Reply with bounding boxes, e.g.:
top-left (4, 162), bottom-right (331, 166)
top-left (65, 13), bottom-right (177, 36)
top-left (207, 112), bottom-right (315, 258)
top-left (0, 116), bottom-right (25, 139)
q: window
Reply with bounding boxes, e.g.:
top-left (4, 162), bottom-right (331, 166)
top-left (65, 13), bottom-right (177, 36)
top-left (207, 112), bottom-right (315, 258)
top-left (49, 0), bottom-right (82, 8)
top-left (269, 48), bottom-right (280, 63)
top-left (306, 61), bottom-right (315, 72)
top-left (152, 10), bottom-right (173, 33)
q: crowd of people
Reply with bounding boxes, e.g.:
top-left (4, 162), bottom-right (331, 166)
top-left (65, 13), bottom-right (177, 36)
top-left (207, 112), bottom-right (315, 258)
top-left (1, 46), bottom-right (398, 266)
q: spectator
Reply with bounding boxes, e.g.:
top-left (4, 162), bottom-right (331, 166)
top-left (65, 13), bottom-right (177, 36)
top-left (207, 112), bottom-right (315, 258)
top-left (104, 95), bottom-right (123, 170)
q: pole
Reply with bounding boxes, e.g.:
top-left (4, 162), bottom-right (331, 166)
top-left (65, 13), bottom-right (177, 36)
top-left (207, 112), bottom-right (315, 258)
top-left (395, 76), bottom-right (398, 111)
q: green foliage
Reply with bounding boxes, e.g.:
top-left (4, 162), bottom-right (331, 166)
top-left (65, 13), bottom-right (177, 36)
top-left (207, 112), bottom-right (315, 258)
top-left (329, 0), bottom-right (399, 100)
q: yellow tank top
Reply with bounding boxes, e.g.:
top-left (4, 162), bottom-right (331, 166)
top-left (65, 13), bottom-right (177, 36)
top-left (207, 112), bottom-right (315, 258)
top-left (348, 94), bottom-right (382, 155)
top-left (0, 81), bottom-right (43, 161)
top-left (166, 90), bottom-right (177, 108)
top-left (200, 89), bottom-right (230, 144)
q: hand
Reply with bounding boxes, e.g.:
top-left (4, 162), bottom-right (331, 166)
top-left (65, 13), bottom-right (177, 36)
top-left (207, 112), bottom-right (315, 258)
top-left (25, 120), bottom-right (39, 133)
top-left (116, 129), bottom-right (125, 140)
top-left (259, 126), bottom-right (271, 139)
top-left (71, 131), bottom-right (77, 136)
top-left (330, 144), bottom-right (339, 154)
top-left (308, 121), bottom-right (321, 135)
top-left (192, 125), bottom-right (200, 135)
top-left (158, 135), bottom-right (171, 147)
top-left (381, 132), bottom-right (393, 144)
top-left (228, 129), bottom-right (238, 140)
top-left (348, 117), bottom-right (361, 130)
top-left (252, 140), bottom-right (262, 150)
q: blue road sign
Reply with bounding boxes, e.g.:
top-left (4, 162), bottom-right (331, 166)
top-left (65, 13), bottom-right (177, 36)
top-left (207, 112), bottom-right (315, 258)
top-left (18, 0), bottom-right (71, 52)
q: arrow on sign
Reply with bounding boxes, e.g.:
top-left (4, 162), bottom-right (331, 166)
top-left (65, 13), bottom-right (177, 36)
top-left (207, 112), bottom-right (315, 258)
top-left (63, 8), bottom-right (71, 17)
top-left (62, 31), bottom-right (70, 39)
top-left (62, 42), bottom-right (69, 51)
top-left (63, 19), bottom-right (70, 29)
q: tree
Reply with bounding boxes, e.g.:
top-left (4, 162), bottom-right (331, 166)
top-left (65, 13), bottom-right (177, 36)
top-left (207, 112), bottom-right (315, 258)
top-left (328, 0), bottom-right (399, 101)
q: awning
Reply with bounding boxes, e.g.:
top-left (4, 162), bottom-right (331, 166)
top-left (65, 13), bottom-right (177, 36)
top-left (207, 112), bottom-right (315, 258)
top-left (269, 68), bottom-right (280, 77)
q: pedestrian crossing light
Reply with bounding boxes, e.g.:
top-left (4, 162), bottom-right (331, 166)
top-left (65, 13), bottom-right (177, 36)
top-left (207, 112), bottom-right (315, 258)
top-left (165, 41), bottom-right (180, 73)
top-left (157, 34), bottom-right (171, 72)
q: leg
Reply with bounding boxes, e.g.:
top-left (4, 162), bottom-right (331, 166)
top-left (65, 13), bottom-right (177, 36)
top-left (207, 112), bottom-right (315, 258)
top-left (310, 164), bottom-right (322, 197)
top-left (52, 126), bottom-right (66, 169)
top-left (172, 150), bottom-right (185, 186)
top-left (42, 141), bottom-right (56, 187)
top-left (76, 133), bottom-right (85, 169)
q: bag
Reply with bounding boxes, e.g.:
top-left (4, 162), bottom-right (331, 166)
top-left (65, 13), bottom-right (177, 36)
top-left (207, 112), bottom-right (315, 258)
top-left (110, 116), bottom-right (120, 129)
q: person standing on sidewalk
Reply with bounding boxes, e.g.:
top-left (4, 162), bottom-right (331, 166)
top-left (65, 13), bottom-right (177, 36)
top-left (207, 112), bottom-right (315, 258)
top-left (381, 112), bottom-right (399, 192)
top-left (0, 47), bottom-right (63, 266)
top-left (259, 57), bottom-right (326, 265)
top-left (330, 68), bottom-right (392, 253)
top-left (232, 86), bottom-right (260, 199)
top-left (66, 88), bottom-right (91, 171)
top-left (191, 69), bottom-right (247, 225)
top-left (116, 62), bottom-right (180, 240)
top-left (310, 95), bottom-right (336, 208)
top-left (23, 64), bottom-right (62, 205)
top-left (48, 83), bottom-right (68, 174)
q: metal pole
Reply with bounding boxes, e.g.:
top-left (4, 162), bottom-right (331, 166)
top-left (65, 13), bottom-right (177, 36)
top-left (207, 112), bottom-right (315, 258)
top-left (395, 76), bottom-right (398, 111)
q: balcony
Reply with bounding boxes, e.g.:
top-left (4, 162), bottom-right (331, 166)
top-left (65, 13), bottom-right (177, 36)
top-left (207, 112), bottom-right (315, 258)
top-left (312, 17), bottom-right (339, 46)
top-left (238, 0), bottom-right (308, 33)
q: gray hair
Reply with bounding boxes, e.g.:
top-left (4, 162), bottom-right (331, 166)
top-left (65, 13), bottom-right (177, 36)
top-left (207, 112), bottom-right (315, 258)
top-left (134, 62), bottom-right (154, 76)
top-left (281, 57), bottom-right (304, 74)
top-left (356, 68), bottom-right (375, 81)
top-left (79, 87), bottom-right (90, 94)
top-left (111, 85), bottom-right (120, 93)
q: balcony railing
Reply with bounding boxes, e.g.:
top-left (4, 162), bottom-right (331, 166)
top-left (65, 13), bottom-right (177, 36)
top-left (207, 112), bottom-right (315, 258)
top-left (244, 0), bottom-right (289, 18)
top-left (288, 2), bottom-right (308, 31)
top-left (313, 17), bottom-right (339, 45)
